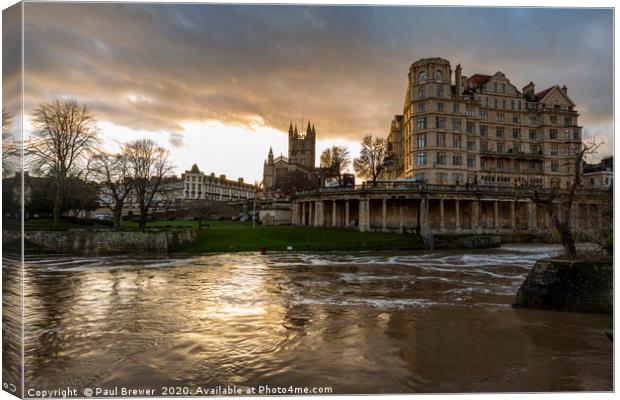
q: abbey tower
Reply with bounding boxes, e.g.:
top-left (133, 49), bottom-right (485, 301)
top-left (288, 122), bottom-right (316, 169)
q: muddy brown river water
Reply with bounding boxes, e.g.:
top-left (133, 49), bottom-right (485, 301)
top-left (3, 244), bottom-right (613, 395)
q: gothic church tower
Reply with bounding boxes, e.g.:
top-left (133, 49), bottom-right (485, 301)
top-left (288, 121), bottom-right (316, 169)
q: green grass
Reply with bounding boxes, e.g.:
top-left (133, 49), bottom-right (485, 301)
top-left (182, 220), bottom-right (424, 253)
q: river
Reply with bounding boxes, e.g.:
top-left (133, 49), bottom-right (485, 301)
top-left (3, 244), bottom-right (613, 394)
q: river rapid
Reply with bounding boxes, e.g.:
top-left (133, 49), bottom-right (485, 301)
top-left (3, 244), bottom-right (613, 394)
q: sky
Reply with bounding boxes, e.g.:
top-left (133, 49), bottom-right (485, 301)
top-left (3, 4), bottom-right (614, 183)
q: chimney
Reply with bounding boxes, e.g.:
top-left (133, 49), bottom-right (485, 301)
top-left (238, 178), bottom-right (244, 184)
top-left (523, 82), bottom-right (535, 99)
top-left (220, 174), bottom-right (226, 180)
top-left (455, 64), bottom-right (462, 95)
top-left (562, 85), bottom-right (568, 94)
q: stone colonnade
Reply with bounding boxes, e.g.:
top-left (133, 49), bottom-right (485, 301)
top-left (292, 195), bottom-right (597, 234)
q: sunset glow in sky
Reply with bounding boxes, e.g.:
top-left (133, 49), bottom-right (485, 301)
top-left (4, 4), bottom-right (614, 182)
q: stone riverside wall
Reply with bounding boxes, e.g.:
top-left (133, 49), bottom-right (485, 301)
top-left (2, 228), bottom-right (196, 256)
top-left (513, 258), bottom-right (612, 314)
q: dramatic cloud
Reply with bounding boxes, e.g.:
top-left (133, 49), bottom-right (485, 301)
top-left (19, 4), bottom-right (614, 159)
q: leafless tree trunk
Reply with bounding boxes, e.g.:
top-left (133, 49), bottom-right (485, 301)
top-left (528, 136), bottom-right (602, 259)
top-left (90, 152), bottom-right (134, 228)
top-left (353, 134), bottom-right (388, 184)
top-left (123, 139), bottom-right (173, 228)
top-left (27, 100), bottom-right (100, 227)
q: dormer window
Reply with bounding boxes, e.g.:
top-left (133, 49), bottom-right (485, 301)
top-left (418, 71), bottom-right (427, 83)
top-left (435, 70), bottom-right (443, 81)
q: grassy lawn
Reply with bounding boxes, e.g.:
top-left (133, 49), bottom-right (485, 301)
top-left (182, 220), bottom-right (425, 253)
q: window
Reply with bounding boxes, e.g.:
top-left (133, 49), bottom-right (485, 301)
top-left (480, 125), bottom-right (488, 137)
top-left (467, 139), bottom-right (476, 151)
top-left (453, 103), bottom-right (460, 113)
top-left (417, 134), bottom-right (427, 148)
top-left (493, 82), bottom-right (498, 93)
top-left (502, 99), bottom-right (506, 109)
top-left (481, 158), bottom-right (488, 168)
top-left (573, 129), bottom-right (580, 140)
top-left (453, 173), bottom-right (464, 185)
top-left (466, 121), bottom-right (476, 133)
top-left (418, 87), bottom-right (425, 99)
top-left (511, 100), bottom-right (515, 110)
top-left (466, 105), bottom-right (475, 117)
top-left (518, 101), bottom-right (522, 111)
top-left (436, 172), bottom-right (448, 184)
top-left (496, 112), bottom-right (504, 122)
top-left (435, 70), bottom-right (443, 81)
top-left (550, 143), bottom-right (558, 156)
top-left (416, 117), bottom-right (427, 130)
top-left (452, 153), bottom-right (462, 166)
top-left (512, 128), bottom-right (521, 139)
top-left (550, 129), bottom-right (558, 140)
top-left (493, 98), bottom-right (498, 108)
top-left (502, 83), bottom-right (506, 93)
top-left (496, 127), bottom-right (504, 138)
top-left (418, 103), bottom-right (426, 112)
top-left (550, 115), bottom-right (558, 124)
top-left (467, 156), bottom-right (476, 168)
top-left (437, 86), bottom-right (444, 97)
top-left (416, 152), bottom-right (427, 165)
top-left (436, 152), bottom-right (446, 165)
top-left (528, 115), bottom-right (537, 125)
top-left (551, 159), bottom-right (559, 172)
top-left (418, 71), bottom-right (427, 83)
top-left (564, 117), bottom-right (572, 127)
top-left (497, 159), bottom-right (504, 169)
top-left (436, 117), bottom-right (446, 129)
top-left (513, 143), bottom-right (521, 153)
top-left (452, 119), bottom-right (462, 131)
top-left (513, 160), bottom-right (520, 171)
top-left (564, 129), bottom-right (571, 140)
top-left (512, 115), bottom-right (521, 123)
top-left (437, 102), bottom-right (444, 111)
top-left (485, 97), bottom-right (489, 107)
top-left (436, 133), bottom-right (445, 147)
top-left (497, 142), bottom-right (505, 153)
top-left (480, 111), bottom-right (488, 121)
top-left (453, 134), bottom-right (462, 148)
top-left (528, 129), bottom-right (536, 140)
top-left (481, 141), bottom-right (489, 152)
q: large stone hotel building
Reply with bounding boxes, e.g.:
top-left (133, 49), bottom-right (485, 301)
top-left (386, 57), bottom-right (581, 189)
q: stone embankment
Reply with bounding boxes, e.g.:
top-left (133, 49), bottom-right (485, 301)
top-left (3, 228), bottom-right (196, 256)
top-left (513, 258), bottom-right (612, 314)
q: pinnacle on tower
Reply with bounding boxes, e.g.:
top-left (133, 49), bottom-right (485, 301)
top-left (268, 147), bottom-right (274, 164)
top-left (312, 124), bottom-right (316, 136)
top-left (294, 125), bottom-right (298, 135)
top-left (306, 121), bottom-right (312, 135)
top-left (288, 122), bottom-right (293, 134)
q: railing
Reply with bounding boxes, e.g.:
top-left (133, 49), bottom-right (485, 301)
top-left (293, 181), bottom-right (610, 198)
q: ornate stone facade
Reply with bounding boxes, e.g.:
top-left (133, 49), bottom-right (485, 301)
top-left (385, 57), bottom-right (582, 189)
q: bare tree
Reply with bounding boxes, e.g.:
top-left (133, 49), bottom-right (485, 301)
top-left (527, 136), bottom-right (603, 259)
top-left (320, 145), bottom-right (350, 182)
top-left (90, 152), bottom-right (134, 228)
top-left (28, 100), bottom-right (99, 227)
top-left (2, 107), bottom-right (19, 177)
top-left (353, 134), bottom-right (388, 183)
top-left (123, 139), bottom-right (173, 228)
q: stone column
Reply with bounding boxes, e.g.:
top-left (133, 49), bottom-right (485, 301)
top-left (455, 199), bottom-right (460, 231)
top-left (301, 202), bottom-right (306, 225)
top-left (382, 198), bottom-right (388, 232)
top-left (439, 198), bottom-right (445, 231)
top-left (493, 201), bottom-right (499, 229)
top-left (399, 199), bottom-right (404, 233)
top-left (315, 200), bottom-right (324, 226)
top-left (545, 206), bottom-right (551, 229)
top-left (419, 197), bottom-right (430, 236)
top-left (309, 202), bottom-right (314, 226)
top-left (527, 201), bottom-right (537, 232)
top-left (359, 197), bottom-right (370, 232)
top-left (292, 202), bottom-right (299, 225)
top-left (510, 201), bottom-right (516, 230)
top-left (345, 200), bottom-right (350, 227)
top-left (471, 200), bottom-right (481, 233)
top-left (332, 200), bottom-right (337, 227)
